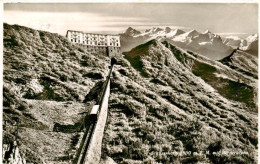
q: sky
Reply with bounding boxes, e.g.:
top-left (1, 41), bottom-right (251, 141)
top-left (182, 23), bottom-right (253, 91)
top-left (3, 3), bottom-right (258, 38)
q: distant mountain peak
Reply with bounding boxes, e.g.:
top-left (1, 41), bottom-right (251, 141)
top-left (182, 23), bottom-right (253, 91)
top-left (174, 29), bottom-right (185, 33)
top-left (189, 29), bottom-right (198, 33)
top-left (185, 29), bottom-right (200, 37)
top-left (170, 29), bottom-right (185, 36)
top-left (124, 27), bottom-right (141, 36)
top-left (126, 27), bottom-right (134, 31)
top-left (203, 29), bottom-right (211, 34)
top-left (251, 33), bottom-right (258, 37)
top-left (144, 29), bottom-right (151, 33)
top-left (246, 33), bottom-right (258, 43)
top-left (152, 27), bottom-right (163, 32)
top-left (165, 27), bottom-right (172, 33)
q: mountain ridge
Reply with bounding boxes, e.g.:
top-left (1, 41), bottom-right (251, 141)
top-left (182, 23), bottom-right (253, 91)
top-left (3, 23), bottom-right (258, 164)
top-left (120, 26), bottom-right (258, 59)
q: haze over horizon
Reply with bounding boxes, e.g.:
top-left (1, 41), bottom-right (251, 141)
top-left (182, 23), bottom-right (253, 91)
top-left (4, 3), bottom-right (258, 38)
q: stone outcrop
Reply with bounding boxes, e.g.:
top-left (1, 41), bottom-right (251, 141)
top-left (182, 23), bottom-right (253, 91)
top-left (3, 141), bottom-right (26, 164)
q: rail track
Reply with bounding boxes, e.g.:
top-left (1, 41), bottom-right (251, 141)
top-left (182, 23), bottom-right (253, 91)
top-left (74, 58), bottom-right (116, 164)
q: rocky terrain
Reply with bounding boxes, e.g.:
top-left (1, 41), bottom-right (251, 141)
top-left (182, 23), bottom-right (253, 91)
top-left (3, 23), bottom-right (258, 164)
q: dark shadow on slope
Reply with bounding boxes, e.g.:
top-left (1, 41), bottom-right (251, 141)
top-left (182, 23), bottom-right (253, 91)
top-left (162, 42), bottom-right (255, 109)
top-left (192, 60), bottom-right (255, 109)
top-left (53, 120), bottom-right (83, 133)
top-left (150, 78), bottom-right (167, 86)
top-left (124, 55), bottom-right (148, 77)
top-left (82, 72), bottom-right (103, 79)
top-left (219, 48), bottom-right (237, 63)
top-left (219, 50), bottom-right (258, 79)
top-left (23, 76), bottom-right (64, 101)
top-left (123, 40), bottom-right (159, 77)
top-left (3, 35), bottom-right (19, 47)
top-left (83, 80), bottom-right (104, 103)
top-left (162, 41), bottom-right (189, 65)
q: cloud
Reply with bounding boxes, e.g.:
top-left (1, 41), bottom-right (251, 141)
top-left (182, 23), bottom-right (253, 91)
top-left (4, 3), bottom-right (257, 36)
top-left (3, 10), bottom-right (151, 35)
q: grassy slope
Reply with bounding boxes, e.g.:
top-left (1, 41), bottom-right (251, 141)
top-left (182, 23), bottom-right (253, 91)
top-left (192, 60), bottom-right (255, 109)
top-left (102, 40), bottom-right (257, 164)
top-left (3, 23), bottom-right (109, 163)
top-left (3, 24), bottom-right (258, 164)
top-left (123, 40), bottom-right (158, 77)
top-left (219, 50), bottom-right (258, 79)
top-left (163, 41), bottom-right (257, 110)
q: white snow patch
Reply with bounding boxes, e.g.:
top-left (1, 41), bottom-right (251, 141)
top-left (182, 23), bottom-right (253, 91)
top-left (225, 36), bottom-right (241, 40)
top-left (199, 42), bottom-right (212, 46)
top-left (214, 73), bottom-right (235, 81)
top-left (246, 33), bottom-right (258, 43)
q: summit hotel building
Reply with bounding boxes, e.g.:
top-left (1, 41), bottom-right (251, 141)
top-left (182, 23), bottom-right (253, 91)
top-left (66, 30), bottom-right (121, 56)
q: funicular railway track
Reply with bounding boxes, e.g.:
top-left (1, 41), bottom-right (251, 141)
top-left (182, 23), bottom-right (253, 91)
top-left (75, 58), bottom-right (116, 164)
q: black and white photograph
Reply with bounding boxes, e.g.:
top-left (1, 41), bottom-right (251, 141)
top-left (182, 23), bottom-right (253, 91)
top-left (2, 2), bottom-right (259, 164)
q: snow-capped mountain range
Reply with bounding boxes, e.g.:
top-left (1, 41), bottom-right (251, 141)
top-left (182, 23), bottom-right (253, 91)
top-left (223, 34), bottom-right (258, 56)
top-left (120, 27), bottom-right (258, 60)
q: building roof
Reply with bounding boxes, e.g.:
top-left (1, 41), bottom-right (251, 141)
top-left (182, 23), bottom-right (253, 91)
top-left (66, 30), bottom-right (120, 37)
